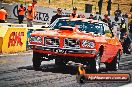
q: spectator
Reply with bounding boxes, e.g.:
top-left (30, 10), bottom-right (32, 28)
top-left (102, 14), bottom-right (110, 23)
top-left (18, 4), bottom-right (26, 24)
top-left (114, 4), bottom-right (122, 17)
top-left (0, 6), bottom-right (7, 23)
top-left (102, 14), bottom-right (112, 30)
top-left (89, 14), bottom-right (94, 19)
top-left (114, 8), bottom-right (120, 22)
top-left (129, 20), bottom-right (132, 41)
top-left (124, 13), bottom-right (128, 18)
top-left (121, 13), bottom-right (128, 18)
top-left (114, 10), bottom-right (122, 17)
top-left (94, 12), bottom-right (102, 20)
top-left (79, 14), bottom-right (85, 18)
top-left (50, 8), bottom-right (62, 24)
top-left (27, 0), bottom-right (37, 27)
top-left (114, 15), bottom-right (119, 22)
top-left (69, 7), bottom-right (79, 18)
top-left (120, 18), bottom-right (127, 40)
top-left (112, 22), bottom-right (121, 39)
top-left (130, 6), bottom-right (132, 12)
top-left (122, 33), bottom-right (131, 54)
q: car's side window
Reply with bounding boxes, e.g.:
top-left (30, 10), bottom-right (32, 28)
top-left (104, 24), bottom-right (111, 33)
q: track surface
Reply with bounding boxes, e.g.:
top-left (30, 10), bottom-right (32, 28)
top-left (0, 52), bottom-right (132, 87)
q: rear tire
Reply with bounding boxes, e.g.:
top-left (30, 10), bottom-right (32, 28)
top-left (106, 51), bottom-right (120, 71)
top-left (32, 51), bottom-right (42, 69)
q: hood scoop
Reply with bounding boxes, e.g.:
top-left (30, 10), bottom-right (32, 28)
top-left (59, 26), bottom-right (75, 33)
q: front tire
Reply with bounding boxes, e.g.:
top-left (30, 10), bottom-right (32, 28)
top-left (32, 51), bottom-right (42, 69)
top-left (89, 52), bottom-right (101, 73)
top-left (106, 51), bottom-right (120, 71)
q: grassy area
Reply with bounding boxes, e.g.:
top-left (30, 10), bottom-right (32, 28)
top-left (1, 0), bottom-right (132, 15)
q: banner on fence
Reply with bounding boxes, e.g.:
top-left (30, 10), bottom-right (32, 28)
top-left (0, 27), bottom-right (27, 53)
top-left (0, 3), bottom-right (128, 24)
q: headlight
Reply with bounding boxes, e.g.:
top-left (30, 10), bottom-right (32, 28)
top-left (82, 40), bottom-right (95, 48)
top-left (37, 37), bottom-right (42, 43)
top-left (29, 36), bottom-right (42, 43)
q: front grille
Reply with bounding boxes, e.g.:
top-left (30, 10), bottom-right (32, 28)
top-left (45, 37), bottom-right (59, 47)
top-left (64, 38), bottom-right (80, 48)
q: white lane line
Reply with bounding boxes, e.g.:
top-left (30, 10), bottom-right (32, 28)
top-left (119, 83), bottom-right (132, 87)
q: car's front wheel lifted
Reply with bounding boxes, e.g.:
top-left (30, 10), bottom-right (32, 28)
top-left (105, 51), bottom-right (120, 71)
top-left (32, 51), bottom-right (42, 69)
top-left (89, 52), bottom-right (101, 73)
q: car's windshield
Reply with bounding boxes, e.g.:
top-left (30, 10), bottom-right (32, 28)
top-left (50, 19), bottom-right (104, 34)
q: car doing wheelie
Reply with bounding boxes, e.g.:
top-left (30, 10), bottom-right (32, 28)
top-left (29, 17), bottom-right (123, 73)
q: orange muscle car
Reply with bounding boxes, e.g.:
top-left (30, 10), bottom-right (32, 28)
top-left (29, 17), bottom-right (122, 73)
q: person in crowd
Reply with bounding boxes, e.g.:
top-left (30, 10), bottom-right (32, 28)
top-left (102, 14), bottom-right (112, 30)
top-left (79, 14), bottom-right (85, 18)
top-left (128, 20), bottom-right (132, 41)
top-left (114, 4), bottom-right (122, 17)
top-left (18, 4), bottom-right (26, 24)
top-left (94, 12), bottom-right (102, 20)
top-left (124, 13), bottom-right (128, 18)
top-left (121, 32), bottom-right (131, 54)
top-left (89, 14), bottom-right (94, 19)
top-left (0, 6), bottom-right (7, 23)
top-left (69, 7), bottom-right (79, 18)
top-left (102, 14), bottom-right (110, 23)
top-left (122, 13), bottom-right (128, 18)
top-left (120, 18), bottom-right (127, 40)
top-left (114, 14), bottom-right (119, 22)
top-left (112, 22), bottom-right (121, 39)
top-left (114, 5), bottom-right (121, 22)
top-left (50, 8), bottom-right (62, 24)
top-left (27, 0), bottom-right (37, 27)
top-left (130, 6), bottom-right (132, 12)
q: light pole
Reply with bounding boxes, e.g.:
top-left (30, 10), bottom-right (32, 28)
top-left (49, 0), bottom-right (50, 5)
top-left (72, 0), bottom-right (73, 6)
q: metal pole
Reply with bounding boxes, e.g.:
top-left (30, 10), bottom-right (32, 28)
top-left (72, 0), bottom-right (73, 6)
top-left (118, 4), bottom-right (119, 10)
top-left (49, 0), bottom-right (50, 4)
top-left (24, 0), bottom-right (26, 5)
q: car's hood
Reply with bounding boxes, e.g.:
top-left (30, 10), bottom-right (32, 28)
top-left (30, 29), bottom-right (103, 41)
